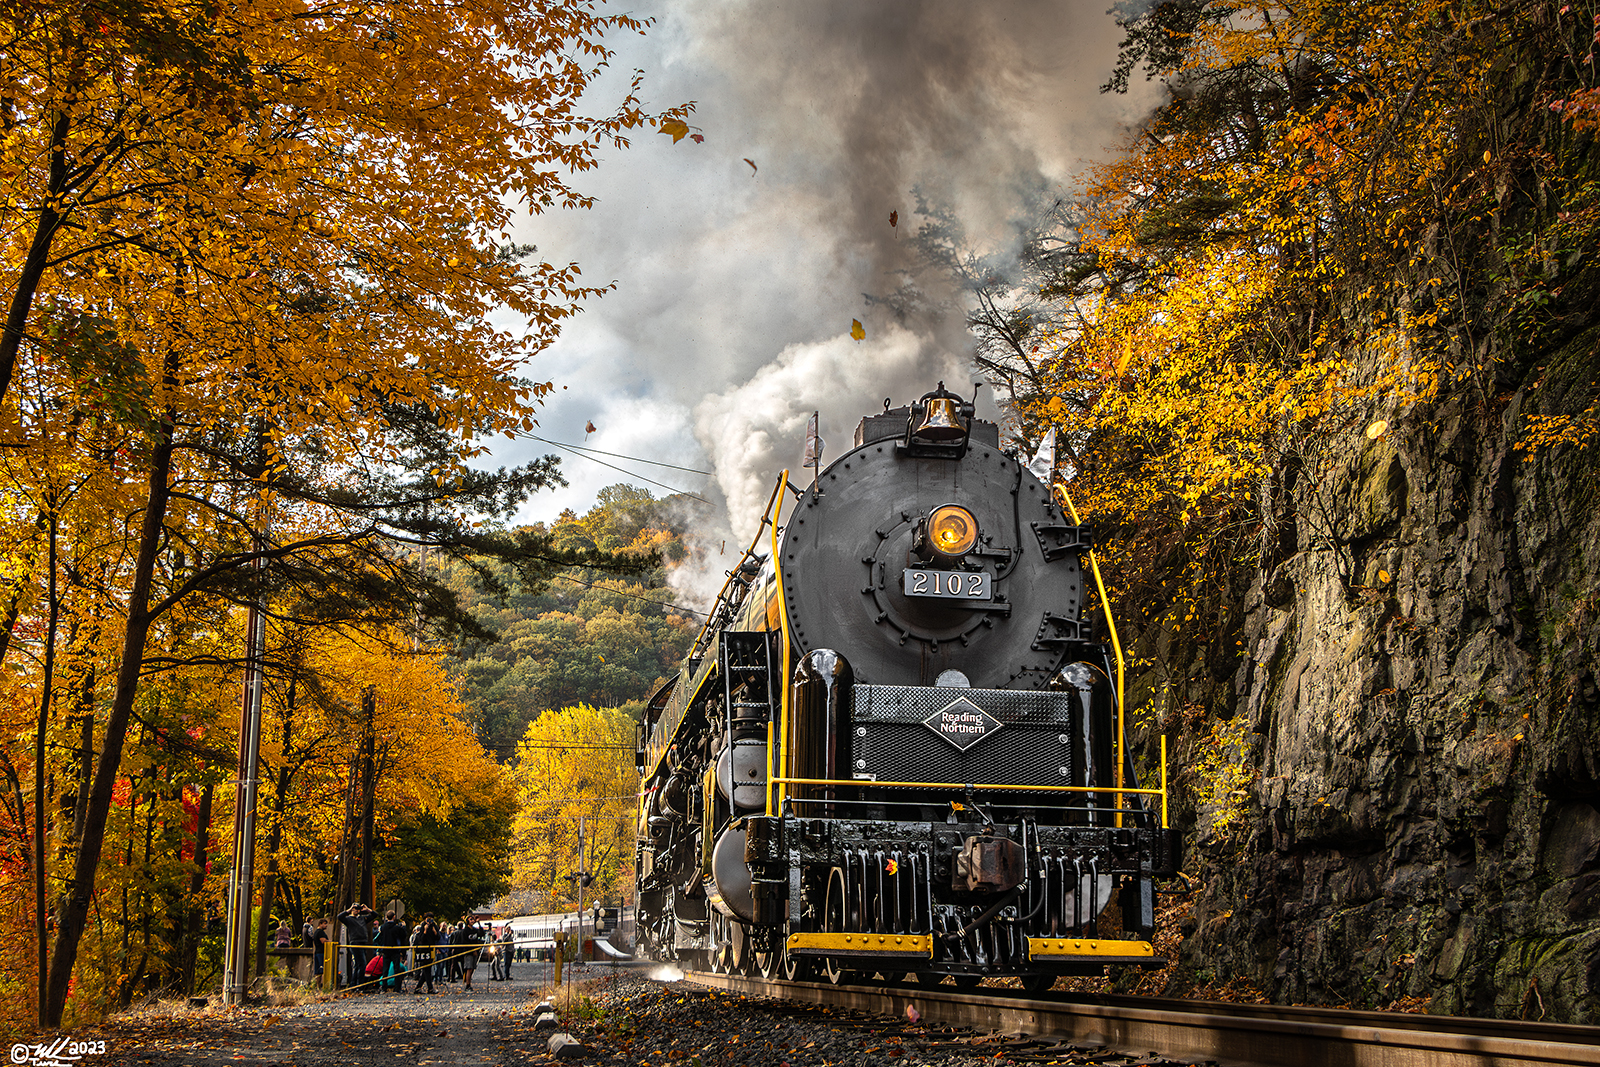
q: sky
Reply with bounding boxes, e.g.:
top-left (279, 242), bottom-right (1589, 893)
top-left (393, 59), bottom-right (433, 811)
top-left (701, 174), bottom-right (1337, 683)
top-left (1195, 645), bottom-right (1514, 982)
top-left (486, 1), bottom-right (1162, 600)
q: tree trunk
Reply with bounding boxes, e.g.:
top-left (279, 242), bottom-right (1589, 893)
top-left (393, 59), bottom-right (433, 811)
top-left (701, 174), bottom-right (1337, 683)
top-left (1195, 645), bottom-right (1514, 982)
top-left (179, 781), bottom-right (214, 994)
top-left (68, 658), bottom-right (98, 847)
top-left (34, 504), bottom-right (60, 1027)
top-left (0, 110), bottom-right (70, 407)
top-left (253, 762), bottom-right (291, 982)
top-left (43, 386), bottom-right (175, 1027)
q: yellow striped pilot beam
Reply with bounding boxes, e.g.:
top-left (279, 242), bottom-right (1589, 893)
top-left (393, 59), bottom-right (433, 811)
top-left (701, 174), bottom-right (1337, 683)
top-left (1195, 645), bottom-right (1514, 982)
top-left (787, 932), bottom-right (933, 959)
top-left (1026, 937), bottom-right (1154, 961)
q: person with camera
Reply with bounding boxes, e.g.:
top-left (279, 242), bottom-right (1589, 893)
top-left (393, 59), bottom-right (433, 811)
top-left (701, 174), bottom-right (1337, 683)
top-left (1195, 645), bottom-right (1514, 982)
top-left (337, 904), bottom-right (376, 991)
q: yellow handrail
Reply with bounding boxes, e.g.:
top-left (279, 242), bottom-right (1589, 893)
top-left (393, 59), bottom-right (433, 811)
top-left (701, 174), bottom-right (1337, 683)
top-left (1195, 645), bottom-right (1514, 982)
top-left (1160, 734), bottom-right (1169, 829)
top-left (771, 775), bottom-right (1164, 796)
top-left (1052, 484), bottom-right (1127, 828)
top-left (767, 470), bottom-right (792, 815)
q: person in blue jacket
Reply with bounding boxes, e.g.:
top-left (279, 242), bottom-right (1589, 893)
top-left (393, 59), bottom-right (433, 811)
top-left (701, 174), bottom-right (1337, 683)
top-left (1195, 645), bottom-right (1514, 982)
top-left (377, 910), bottom-right (409, 992)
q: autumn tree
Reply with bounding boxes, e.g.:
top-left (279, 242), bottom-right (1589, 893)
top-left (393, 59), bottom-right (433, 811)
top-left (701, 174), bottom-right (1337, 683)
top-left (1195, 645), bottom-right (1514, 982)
top-left (940, 0), bottom-right (1600, 677)
top-left (506, 704), bottom-right (637, 912)
top-left (1, 0), bottom-right (689, 1026)
top-left (373, 791), bottom-right (515, 922)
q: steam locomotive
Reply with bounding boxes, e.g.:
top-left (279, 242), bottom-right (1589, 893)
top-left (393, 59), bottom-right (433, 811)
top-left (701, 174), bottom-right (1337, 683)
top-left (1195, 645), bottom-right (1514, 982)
top-left (635, 384), bottom-right (1179, 989)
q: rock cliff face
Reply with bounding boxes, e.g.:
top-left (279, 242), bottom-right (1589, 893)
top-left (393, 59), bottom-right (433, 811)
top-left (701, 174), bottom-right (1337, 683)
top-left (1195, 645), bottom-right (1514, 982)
top-left (1156, 361), bottom-right (1600, 1020)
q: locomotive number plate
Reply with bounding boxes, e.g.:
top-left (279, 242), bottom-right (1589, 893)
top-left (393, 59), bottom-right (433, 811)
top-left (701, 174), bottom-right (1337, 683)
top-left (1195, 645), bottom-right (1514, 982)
top-left (903, 568), bottom-right (991, 600)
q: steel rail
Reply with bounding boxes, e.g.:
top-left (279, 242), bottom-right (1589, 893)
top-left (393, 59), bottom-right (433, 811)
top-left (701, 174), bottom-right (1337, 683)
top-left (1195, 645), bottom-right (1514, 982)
top-left (683, 971), bottom-right (1600, 1067)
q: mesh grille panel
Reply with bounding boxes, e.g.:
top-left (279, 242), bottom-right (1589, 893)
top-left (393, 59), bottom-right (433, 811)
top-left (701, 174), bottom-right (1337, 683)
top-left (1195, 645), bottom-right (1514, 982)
top-left (855, 685), bottom-right (1076, 725)
top-left (853, 685), bottom-right (1080, 786)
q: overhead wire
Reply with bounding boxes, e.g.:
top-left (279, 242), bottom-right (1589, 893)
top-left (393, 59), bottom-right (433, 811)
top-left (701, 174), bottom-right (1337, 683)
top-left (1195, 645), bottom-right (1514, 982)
top-left (520, 433), bottom-right (714, 504)
top-left (525, 435), bottom-right (712, 476)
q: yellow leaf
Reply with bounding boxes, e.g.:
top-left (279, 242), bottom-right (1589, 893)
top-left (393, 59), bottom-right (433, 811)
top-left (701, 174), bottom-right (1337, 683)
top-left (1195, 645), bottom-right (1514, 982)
top-left (850, 318), bottom-right (866, 341)
top-left (660, 117), bottom-right (690, 143)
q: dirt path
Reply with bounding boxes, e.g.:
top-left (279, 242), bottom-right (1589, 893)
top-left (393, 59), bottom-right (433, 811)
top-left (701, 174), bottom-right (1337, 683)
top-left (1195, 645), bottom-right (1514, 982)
top-left (101, 962), bottom-right (629, 1067)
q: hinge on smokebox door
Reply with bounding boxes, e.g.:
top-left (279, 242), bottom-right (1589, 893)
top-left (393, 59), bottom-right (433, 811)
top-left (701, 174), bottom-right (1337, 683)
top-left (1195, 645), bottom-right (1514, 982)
top-left (1029, 521), bottom-right (1091, 562)
top-left (1031, 611), bottom-right (1090, 652)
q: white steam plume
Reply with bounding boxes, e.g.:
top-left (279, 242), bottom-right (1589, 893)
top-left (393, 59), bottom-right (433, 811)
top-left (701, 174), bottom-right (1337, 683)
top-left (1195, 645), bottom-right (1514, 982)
top-left (694, 323), bottom-right (972, 544)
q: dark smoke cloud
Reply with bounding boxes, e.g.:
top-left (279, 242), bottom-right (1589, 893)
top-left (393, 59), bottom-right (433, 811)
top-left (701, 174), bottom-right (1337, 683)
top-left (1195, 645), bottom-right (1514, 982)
top-left (498, 0), bottom-right (1159, 600)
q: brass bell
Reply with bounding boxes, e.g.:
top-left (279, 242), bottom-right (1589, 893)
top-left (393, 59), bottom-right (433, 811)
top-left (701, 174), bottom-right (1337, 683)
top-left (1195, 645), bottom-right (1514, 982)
top-left (913, 396), bottom-right (967, 441)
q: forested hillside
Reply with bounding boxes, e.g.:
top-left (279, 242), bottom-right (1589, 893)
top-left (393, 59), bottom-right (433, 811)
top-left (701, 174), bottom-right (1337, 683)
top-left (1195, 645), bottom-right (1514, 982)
top-left (953, 0), bottom-right (1600, 1021)
top-left (441, 485), bottom-right (699, 762)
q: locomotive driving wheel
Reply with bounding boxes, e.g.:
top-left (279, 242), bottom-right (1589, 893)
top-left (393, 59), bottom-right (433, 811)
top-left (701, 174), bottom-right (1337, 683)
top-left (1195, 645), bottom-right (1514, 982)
top-left (781, 921), bottom-right (814, 981)
top-left (729, 919), bottom-right (749, 974)
top-left (822, 868), bottom-right (857, 986)
top-left (754, 926), bottom-right (783, 979)
top-left (709, 911), bottom-right (729, 974)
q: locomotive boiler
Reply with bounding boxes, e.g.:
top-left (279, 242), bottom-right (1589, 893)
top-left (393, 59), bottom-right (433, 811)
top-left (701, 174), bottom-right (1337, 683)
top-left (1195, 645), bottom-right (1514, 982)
top-left (635, 384), bottom-right (1179, 988)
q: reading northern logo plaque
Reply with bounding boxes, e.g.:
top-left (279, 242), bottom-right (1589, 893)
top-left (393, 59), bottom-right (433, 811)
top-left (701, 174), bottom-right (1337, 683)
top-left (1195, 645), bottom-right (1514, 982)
top-left (923, 696), bottom-right (1003, 752)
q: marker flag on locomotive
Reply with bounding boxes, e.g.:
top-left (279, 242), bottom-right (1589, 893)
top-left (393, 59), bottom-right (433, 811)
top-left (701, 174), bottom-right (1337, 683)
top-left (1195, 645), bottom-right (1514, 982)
top-left (803, 411), bottom-right (824, 468)
top-left (1027, 427), bottom-right (1057, 483)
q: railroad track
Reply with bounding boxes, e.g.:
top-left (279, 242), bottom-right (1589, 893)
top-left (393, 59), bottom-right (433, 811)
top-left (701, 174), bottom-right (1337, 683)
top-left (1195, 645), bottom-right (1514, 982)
top-left (684, 970), bottom-right (1600, 1067)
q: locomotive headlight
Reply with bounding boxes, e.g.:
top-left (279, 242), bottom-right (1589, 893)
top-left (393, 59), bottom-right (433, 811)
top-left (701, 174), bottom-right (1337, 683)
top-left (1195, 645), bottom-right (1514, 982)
top-left (927, 504), bottom-right (979, 557)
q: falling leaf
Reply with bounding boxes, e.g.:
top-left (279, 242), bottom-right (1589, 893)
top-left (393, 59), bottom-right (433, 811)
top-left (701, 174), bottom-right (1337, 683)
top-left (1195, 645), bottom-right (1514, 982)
top-left (660, 117), bottom-right (690, 143)
top-left (905, 1006), bottom-right (920, 1024)
top-left (1377, 569), bottom-right (1391, 583)
top-left (1365, 419), bottom-right (1388, 439)
top-left (850, 319), bottom-right (866, 341)
top-left (690, 133), bottom-right (704, 143)
top-left (889, 210), bottom-right (898, 228)
top-left (884, 858), bottom-right (898, 874)
top-left (585, 420), bottom-right (597, 434)
top-left (743, 158), bottom-right (757, 175)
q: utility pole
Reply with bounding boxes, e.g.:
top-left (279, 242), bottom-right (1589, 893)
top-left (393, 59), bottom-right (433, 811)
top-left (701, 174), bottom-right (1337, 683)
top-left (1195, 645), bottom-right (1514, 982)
top-left (358, 686), bottom-right (376, 906)
top-left (575, 815), bottom-right (585, 963)
top-left (335, 754), bottom-right (359, 916)
top-left (223, 511), bottom-right (270, 1006)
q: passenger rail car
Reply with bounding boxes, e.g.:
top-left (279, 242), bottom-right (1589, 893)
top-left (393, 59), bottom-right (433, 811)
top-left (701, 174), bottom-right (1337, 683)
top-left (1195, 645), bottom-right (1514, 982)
top-left (635, 384), bottom-right (1179, 989)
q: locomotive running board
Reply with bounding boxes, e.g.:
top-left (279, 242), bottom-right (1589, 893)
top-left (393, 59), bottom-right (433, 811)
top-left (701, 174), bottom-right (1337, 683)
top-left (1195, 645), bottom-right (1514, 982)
top-left (1026, 936), bottom-right (1156, 963)
top-left (787, 932), bottom-right (933, 959)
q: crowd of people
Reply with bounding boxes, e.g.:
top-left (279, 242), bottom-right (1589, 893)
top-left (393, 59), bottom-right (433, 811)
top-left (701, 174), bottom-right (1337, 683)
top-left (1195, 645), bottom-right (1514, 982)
top-left (285, 904), bottom-right (526, 993)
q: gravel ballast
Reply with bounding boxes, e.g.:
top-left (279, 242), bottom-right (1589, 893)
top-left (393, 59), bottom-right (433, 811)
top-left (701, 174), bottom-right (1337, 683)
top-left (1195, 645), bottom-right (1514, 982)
top-left (97, 968), bottom-right (1210, 1066)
